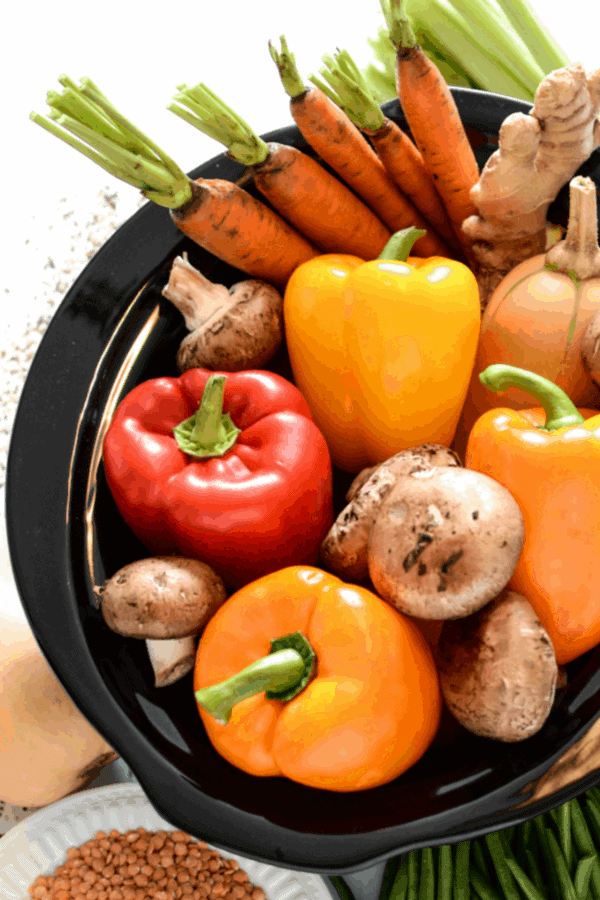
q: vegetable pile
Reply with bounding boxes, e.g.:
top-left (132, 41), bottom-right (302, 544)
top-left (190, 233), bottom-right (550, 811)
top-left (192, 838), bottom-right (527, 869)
top-left (28, 0), bottom-right (600, 882)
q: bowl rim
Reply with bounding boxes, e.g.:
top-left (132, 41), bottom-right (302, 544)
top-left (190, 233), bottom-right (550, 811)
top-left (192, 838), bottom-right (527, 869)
top-left (7, 86), bottom-right (600, 874)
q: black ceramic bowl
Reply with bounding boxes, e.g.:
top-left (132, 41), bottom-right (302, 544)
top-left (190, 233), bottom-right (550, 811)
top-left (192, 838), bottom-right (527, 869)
top-left (7, 88), bottom-right (600, 875)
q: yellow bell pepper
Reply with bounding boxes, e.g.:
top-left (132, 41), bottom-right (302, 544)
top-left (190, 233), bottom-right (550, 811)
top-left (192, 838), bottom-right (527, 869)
top-left (284, 228), bottom-right (481, 472)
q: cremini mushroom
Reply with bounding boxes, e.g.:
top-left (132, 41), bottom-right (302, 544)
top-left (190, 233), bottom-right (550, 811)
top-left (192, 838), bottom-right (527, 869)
top-left (320, 444), bottom-right (461, 583)
top-left (437, 589), bottom-right (558, 742)
top-left (162, 253), bottom-right (284, 372)
top-left (98, 556), bottom-right (227, 687)
top-left (368, 466), bottom-right (525, 619)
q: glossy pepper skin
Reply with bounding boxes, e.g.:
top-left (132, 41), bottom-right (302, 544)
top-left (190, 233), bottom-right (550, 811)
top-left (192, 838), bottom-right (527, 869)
top-left (283, 235), bottom-right (480, 472)
top-left (466, 365), bottom-right (600, 665)
top-left (103, 370), bottom-right (333, 589)
top-left (194, 566), bottom-right (442, 792)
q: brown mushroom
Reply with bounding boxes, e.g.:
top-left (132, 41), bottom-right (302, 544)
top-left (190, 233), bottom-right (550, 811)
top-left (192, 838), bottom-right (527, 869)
top-left (437, 590), bottom-right (558, 742)
top-left (320, 444), bottom-right (461, 583)
top-left (162, 253), bottom-right (284, 373)
top-left (98, 556), bottom-right (227, 687)
top-left (367, 466), bottom-right (525, 619)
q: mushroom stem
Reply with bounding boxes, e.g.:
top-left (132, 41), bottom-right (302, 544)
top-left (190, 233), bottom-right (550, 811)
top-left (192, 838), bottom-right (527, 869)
top-left (545, 177), bottom-right (600, 282)
top-left (162, 253), bottom-right (236, 331)
top-left (146, 637), bottom-right (196, 688)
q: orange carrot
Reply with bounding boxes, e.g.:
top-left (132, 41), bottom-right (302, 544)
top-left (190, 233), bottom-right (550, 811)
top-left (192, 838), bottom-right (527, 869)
top-left (169, 82), bottom-right (391, 259)
top-left (312, 49), bottom-right (464, 259)
top-left (381, 0), bottom-right (479, 263)
top-left (269, 36), bottom-right (452, 259)
top-left (171, 179), bottom-right (320, 289)
top-left (30, 76), bottom-right (319, 291)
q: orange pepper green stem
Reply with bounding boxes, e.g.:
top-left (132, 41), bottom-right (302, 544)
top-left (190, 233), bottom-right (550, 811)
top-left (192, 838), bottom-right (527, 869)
top-left (479, 364), bottom-right (586, 431)
top-left (195, 631), bottom-right (315, 725)
top-left (466, 367), bottom-right (600, 664)
top-left (193, 566), bottom-right (442, 792)
top-left (172, 374), bottom-right (241, 458)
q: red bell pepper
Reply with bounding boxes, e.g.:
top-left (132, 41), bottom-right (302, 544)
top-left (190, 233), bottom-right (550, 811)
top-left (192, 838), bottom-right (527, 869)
top-left (103, 369), bottom-right (333, 588)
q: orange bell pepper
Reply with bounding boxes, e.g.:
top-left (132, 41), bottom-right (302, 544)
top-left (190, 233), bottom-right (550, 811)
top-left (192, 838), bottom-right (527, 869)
top-left (465, 364), bottom-right (600, 665)
top-left (283, 228), bottom-right (480, 472)
top-left (193, 566), bottom-right (441, 792)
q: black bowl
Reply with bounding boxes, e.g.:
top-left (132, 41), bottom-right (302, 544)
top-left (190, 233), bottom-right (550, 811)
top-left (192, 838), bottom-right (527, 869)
top-left (7, 88), bottom-right (600, 874)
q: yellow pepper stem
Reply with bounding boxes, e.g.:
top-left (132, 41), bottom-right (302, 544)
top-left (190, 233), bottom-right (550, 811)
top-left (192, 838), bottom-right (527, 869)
top-left (378, 227), bottom-right (427, 261)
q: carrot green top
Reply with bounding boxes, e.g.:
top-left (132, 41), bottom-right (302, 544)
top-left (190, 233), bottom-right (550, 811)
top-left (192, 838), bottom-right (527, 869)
top-left (30, 76), bottom-right (192, 209)
top-left (309, 49), bottom-right (385, 133)
top-left (268, 36), bottom-right (306, 99)
top-left (380, 0), bottom-right (417, 49)
top-left (168, 83), bottom-right (269, 167)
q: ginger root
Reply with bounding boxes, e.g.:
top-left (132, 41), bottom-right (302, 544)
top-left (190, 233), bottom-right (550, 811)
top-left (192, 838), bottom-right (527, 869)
top-left (462, 62), bottom-right (600, 309)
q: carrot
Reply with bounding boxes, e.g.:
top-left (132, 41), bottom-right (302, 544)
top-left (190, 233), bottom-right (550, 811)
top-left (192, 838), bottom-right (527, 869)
top-left (311, 49), bottom-right (464, 260)
top-left (381, 0), bottom-right (480, 263)
top-left (268, 36), bottom-right (452, 259)
top-left (168, 82), bottom-right (391, 259)
top-left (30, 76), bottom-right (319, 290)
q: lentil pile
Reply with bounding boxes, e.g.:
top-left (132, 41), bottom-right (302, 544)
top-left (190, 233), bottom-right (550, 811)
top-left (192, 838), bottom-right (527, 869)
top-left (28, 829), bottom-right (267, 900)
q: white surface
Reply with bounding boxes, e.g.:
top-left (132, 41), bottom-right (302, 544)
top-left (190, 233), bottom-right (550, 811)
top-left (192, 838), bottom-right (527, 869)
top-left (0, 783), bottom-right (332, 898)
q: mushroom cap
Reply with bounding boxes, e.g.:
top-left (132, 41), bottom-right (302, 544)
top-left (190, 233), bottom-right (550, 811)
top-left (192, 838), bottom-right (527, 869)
top-left (368, 466), bottom-right (525, 619)
top-left (321, 444), bottom-right (461, 583)
top-left (437, 590), bottom-right (558, 742)
top-left (100, 556), bottom-right (227, 639)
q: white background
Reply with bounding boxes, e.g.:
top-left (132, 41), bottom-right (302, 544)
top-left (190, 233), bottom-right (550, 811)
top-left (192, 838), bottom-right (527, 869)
top-left (1, 0), bottom-right (598, 615)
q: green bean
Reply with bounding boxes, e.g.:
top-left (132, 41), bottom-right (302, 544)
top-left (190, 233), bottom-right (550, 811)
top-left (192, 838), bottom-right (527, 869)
top-left (524, 849), bottom-right (547, 898)
top-left (419, 848), bottom-right (435, 900)
top-left (437, 845), bottom-right (453, 900)
top-left (571, 799), bottom-right (600, 900)
top-left (454, 842), bottom-right (470, 900)
top-left (485, 832), bottom-right (518, 899)
top-left (505, 858), bottom-right (547, 900)
top-left (469, 869), bottom-right (502, 900)
top-left (471, 839), bottom-right (491, 883)
top-left (389, 857), bottom-right (409, 900)
top-left (380, 858), bottom-right (400, 900)
top-left (533, 817), bottom-right (560, 900)
top-left (575, 856), bottom-right (598, 899)
top-left (407, 850), bottom-right (420, 900)
top-left (559, 802), bottom-right (573, 874)
top-left (545, 828), bottom-right (578, 900)
top-left (583, 796), bottom-right (600, 848)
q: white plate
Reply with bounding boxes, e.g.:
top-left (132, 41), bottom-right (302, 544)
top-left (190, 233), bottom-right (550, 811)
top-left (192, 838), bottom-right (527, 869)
top-left (0, 784), bottom-right (331, 900)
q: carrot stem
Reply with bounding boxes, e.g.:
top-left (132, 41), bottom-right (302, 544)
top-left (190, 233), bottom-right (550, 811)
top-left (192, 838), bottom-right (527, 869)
top-left (310, 52), bottom-right (385, 132)
top-left (169, 83), bottom-right (269, 166)
top-left (31, 75), bottom-right (192, 209)
top-left (268, 36), bottom-right (306, 99)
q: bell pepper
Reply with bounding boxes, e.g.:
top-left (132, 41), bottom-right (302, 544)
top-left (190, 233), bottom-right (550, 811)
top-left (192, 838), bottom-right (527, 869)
top-left (103, 370), bottom-right (333, 589)
top-left (465, 364), bottom-right (600, 664)
top-left (194, 566), bottom-right (442, 792)
top-left (283, 228), bottom-right (481, 472)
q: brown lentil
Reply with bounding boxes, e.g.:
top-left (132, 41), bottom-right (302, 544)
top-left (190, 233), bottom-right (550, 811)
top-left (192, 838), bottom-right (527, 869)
top-left (29, 831), bottom-right (265, 900)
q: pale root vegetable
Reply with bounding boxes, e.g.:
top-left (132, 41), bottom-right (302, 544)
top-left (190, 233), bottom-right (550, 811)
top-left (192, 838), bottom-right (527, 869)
top-left (454, 176), bottom-right (600, 458)
top-left (368, 467), bottom-right (525, 619)
top-left (582, 309), bottom-right (600, 385)
top-left (162, 253), bottom-right (284, 373)
top-left (437, 590), bottom-right (558, 742)
top-left (0, 620), bottom-right (117, 807)
top-left (462, 63), bottom-right (600, 310)
top-left (99, 557), bottom-right (227, 687)
top-left (320, 444), bottom-right (461, 583)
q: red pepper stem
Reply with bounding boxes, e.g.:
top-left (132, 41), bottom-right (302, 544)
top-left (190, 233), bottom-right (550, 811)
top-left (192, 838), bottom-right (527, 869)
top-left (173, 374), bottom-right (241, 458)
top-left (479, 364), bottom-right (586, 431)
top-left (378, 227), bottom-right (427, 262)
